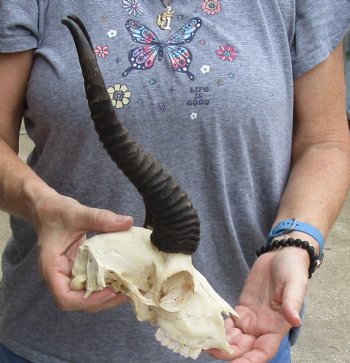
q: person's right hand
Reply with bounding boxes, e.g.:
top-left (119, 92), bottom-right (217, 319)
top-left (32, 190), bottom-right (134, 312)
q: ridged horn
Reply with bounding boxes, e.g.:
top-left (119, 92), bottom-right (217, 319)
top-left (61, 15), bottom-right (200, 254)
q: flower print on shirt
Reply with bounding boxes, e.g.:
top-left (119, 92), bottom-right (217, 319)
top-left (123, 0), bottom-right (144, 17)
top-left (200, 65), bottom-right (211, 74)
top-left (216, 44), bottom-right (237, 62)
top-left (228, 72), bottom-right (235, 79)
top-left (107, 84), bottom-right (131, 109)
top-left (156, 102), bottom-right (166, 113)
top-left (94, 45), bottom-right (110, 58)
top-left (177, 14), bottom-right (185, 21)
top-left (108, 29), bottom-right (117, 38)
top-left (201, 0), bottom-right (222, 15)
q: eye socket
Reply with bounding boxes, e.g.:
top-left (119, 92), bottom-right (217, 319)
top-left (158, 271), bottom-right (194, 312)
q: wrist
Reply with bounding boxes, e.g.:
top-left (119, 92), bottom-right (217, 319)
top-left (22, 178), bottom-right (60, 226)
top-left (257, 238), bottom-right (320, 278)
top-left (268, 218), bottom-right (325, 258)
top-left (275, 231), bottom-right (320, 255)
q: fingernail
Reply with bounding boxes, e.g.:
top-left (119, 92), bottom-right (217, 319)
top-left (114, 215), bottom-right (132, 224)
top-left (294, 309), bottom-right (301, 322)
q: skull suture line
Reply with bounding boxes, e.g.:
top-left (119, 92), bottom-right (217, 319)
top-left (71, 227), bottom-right (238, 359)
top-left (62, 15), bottom-right (239, 359)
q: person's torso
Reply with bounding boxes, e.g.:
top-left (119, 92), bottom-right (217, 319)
top-left (2, 1), bottom-right (296, 362)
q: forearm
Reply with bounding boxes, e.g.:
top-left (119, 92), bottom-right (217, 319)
top-left (272, 140), bottom-right (350, 251)
top-left (0, 50), bottom-right (59, 222)
top-left (0, 136), bottom-right (58, 222)
top-left (271, 43), bottom-right (350, 253)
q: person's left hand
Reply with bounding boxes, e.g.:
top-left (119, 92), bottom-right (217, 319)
top-left (207, 246), bottom-right (310, 362)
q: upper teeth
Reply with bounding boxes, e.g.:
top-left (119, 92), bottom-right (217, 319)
top-left (155, 328), bottom-right (202, 359)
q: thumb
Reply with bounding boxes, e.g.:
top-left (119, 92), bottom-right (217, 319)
top-left (281, 277), bottom-right (308, 327)
top-left (78, 206), bottom-right (134, 233)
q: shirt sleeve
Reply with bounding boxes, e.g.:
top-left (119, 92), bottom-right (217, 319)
top-left (0, 0), bottom-right (43, 53)
top-left (291, 0), bottom-right (350, 79)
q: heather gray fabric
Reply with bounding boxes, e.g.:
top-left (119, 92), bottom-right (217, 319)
top-left (0, 1), bottom-right (349, 362)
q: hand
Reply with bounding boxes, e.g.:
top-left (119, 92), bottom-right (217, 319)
top-left (33, 192), bottom-right (134, 312)
top-left (208, 247), bottom-right (309, 362)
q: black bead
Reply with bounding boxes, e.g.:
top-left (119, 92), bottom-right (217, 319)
top-left (301, 241), bottom-right (309, 249)
top-left (272, 240), bottom-right (279, 249)
top-left (307, 245), bottom-right (315, 254)
top-left (294, 239), bottom-right (301, 247)
top-left (311, 254), bottom-right (318, 262)
top-left (287, 239), bottom-right (294, 246)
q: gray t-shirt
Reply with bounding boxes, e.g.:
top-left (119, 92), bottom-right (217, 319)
top-left (0, 1), bottom-right (349, 362)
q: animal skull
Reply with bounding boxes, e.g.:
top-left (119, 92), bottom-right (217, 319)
top-left (70, 227), bottom-right (238, 359)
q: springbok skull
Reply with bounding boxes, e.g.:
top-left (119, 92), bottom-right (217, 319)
top-left (71, 227), bottom-right (238, 359)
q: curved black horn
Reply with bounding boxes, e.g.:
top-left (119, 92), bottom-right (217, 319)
top-left (61, 15), bottom-right (200, 254)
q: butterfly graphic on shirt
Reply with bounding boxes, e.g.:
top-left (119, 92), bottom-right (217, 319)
top-left (122, 17), bottom-right (202, 81)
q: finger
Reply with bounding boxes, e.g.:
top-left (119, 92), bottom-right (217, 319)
top-left (230, 334), bottom-right (283, 363)
top-left (205, 317), bottom-right (242, 361)
top-left (61, 290), bottom-right (128, 313)
top-left (227, 328), bottom-right (245, 343)
top-left (230, 349), bottom-right (270, 363)
top-left (83, 291), bottom-right (129, 313)
top-left (207, 333), bottom-right (255, 361)
top-left (206, 349), bottom-right (234, 361)
top-left (78, 206), bottom-right (134, 232)
top-left (224, 316), bottom-right (236, 330)
top-left (49, 270), bottom-right (127, 312)
top-left (281, 277), bottom-right (308, 327)
top-left (206, 330), bottom-right (245, 361)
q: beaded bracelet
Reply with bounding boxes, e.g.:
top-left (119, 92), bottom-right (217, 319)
top-left (256, 238), bottom-right (319, 278)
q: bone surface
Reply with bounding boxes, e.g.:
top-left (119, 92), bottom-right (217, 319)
top-left (71, 227), bottom-right (238, 359)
